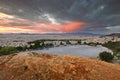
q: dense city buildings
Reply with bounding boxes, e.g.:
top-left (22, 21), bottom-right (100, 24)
top-left (0, 34), bottom-right (120, 47)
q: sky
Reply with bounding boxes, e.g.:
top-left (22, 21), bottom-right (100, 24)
top-left (0, 0), bottom-right (120, 34)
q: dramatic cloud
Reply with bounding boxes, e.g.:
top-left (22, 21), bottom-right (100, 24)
top-left (0, 12), bottom-right (86, 33)
top-left (0, 12), bottom-right (15, 19)
top-left (0, 0), bottom-right (120, 34)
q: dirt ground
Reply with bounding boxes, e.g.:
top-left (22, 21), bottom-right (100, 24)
top-left (0, 52), bottom-right (120, 80)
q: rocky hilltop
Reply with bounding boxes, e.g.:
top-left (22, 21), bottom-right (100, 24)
top-left (0, 52), bottom-right (120, 80)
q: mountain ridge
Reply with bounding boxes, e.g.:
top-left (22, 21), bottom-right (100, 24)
top-left (106, 33), bottom-right (120, 37)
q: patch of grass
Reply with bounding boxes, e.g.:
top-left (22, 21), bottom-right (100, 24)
top-left (0, 47), bottom-right (17, 56)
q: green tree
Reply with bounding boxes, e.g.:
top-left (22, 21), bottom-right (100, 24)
top-left (99, 51), bottom-right (114, 62)
top-left (34, 41), bottom-right (41, 48)
top-left (116, 52), bottom-right (120, 59)
top-left (0, 47), bottom-right (17, 56)
top-left (77, 40), bottom-right (81, 44)
top-left (45, 43), bottom-right (54, 48)
top-left (0, 46), bottom-right (2, 49)
top-left (16, 46), bottom-right (23, 51)
top-left (66, 40), bottom-right (71, 44)
top-left (60, 42), bottom-right (64, 45)
top-left (83, 42), bottom-right (87, 45)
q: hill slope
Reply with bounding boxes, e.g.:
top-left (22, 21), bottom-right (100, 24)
top-left (0, 52), bottom-right (120, 80)
top-left (106, 33), bottom-right (120, 38)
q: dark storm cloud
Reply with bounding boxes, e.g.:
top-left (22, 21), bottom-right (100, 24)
top-left (8, 22), bottom-right (31, 27)
top-left (0, 0), bottom-right (120, 33)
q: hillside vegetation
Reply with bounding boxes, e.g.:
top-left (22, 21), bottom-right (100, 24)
top-left (0, 52), bottom-right (120, 80)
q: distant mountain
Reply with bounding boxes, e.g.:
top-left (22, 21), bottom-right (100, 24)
top-left (17, 32), bottom-right (104, 36)
top-left (106, 33), bottom-right (120, 38)
top-left (1, 32), bottom-right (104, 36)
top-left (59, 32), bottom-right (104, 36)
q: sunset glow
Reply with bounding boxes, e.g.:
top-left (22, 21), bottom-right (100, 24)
top-left (0, 12), bottom-right (86, 33)
top-left (0, 21), bottom-right (85, 33)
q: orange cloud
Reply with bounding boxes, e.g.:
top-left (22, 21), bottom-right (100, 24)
top-left (0, 12), bottom-right (86, 33)
top-left (0, 20), bottom-right (86, 33)
top-left (0, 21), bottom-right (86, 33)
top-left (0, 26), bottom-right (34, 33)
top-left (31, 21), bottom-right (86, 33)
top-left (62, 22), bottom-right (85, 32)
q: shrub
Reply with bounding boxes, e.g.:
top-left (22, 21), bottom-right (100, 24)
top-left (66, 40), bottom-right (71, 44)
top-left (60, 42), bottom-right (64, 45)
top-left (99, 51), bottom-right (114, 62)
top-left (16, 46), bottom-right (23, 51)
top-left (0, 47), bottom-right (17, 56)
top-left (77, 40), bottom-right (81, 44)
top-left (116, 52), bottom-right (120, 59)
